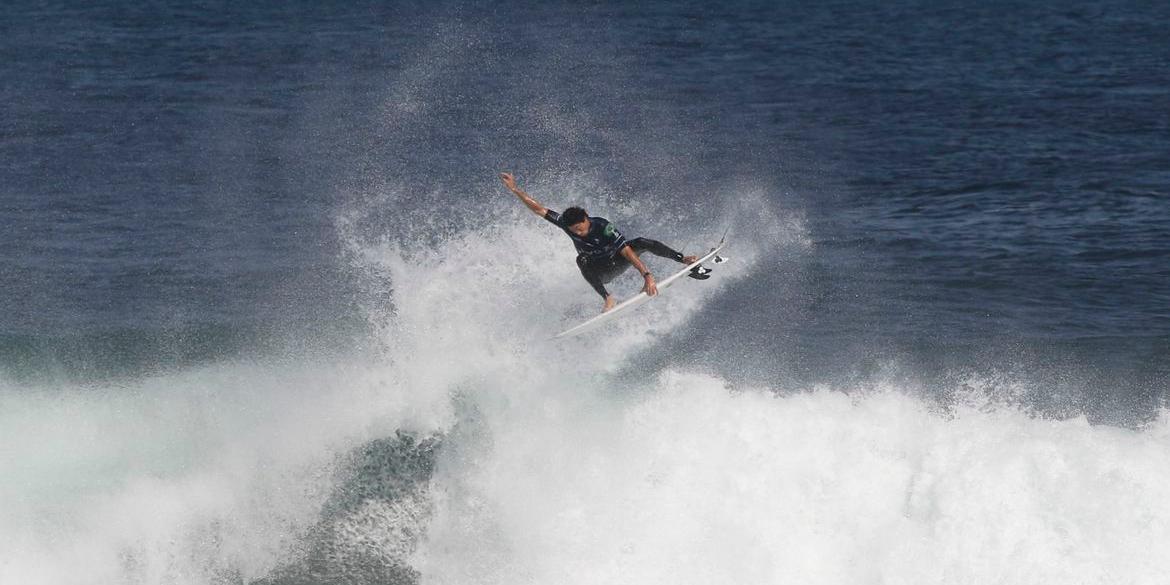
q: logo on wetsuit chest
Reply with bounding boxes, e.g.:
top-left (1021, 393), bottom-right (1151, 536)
top-left (568, 217), bottom-right (624, 258)
top-left (588, 223), bottom-right (622, 254)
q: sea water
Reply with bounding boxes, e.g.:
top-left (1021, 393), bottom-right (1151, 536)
top-left (2, 1), bottom-right (1168, 584)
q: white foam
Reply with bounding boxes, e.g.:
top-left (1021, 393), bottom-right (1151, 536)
top-left (416, 371), bottom-right (1170, 585)
top-left (12, 201), bottom-right (1165, 585)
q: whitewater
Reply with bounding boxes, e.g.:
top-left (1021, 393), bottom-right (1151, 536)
top-left (3, 196), bottom-right (1168, 585)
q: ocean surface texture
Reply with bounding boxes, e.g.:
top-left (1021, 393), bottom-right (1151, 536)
top-left (2, 2), bottom-right (1168, 584)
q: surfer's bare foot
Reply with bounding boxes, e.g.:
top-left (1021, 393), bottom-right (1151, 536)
top-left (603, 296), bottom-right (616, 312)
top-left (682, 255), bottom-right (698, 264)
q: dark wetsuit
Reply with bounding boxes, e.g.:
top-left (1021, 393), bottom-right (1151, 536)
top-left (544, 209), bottom-right (686, 298)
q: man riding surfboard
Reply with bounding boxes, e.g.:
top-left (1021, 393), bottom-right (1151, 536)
top-left (500, 172), bottom-right (700, 312)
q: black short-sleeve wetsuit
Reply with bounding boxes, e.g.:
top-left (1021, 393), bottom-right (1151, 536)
top-left (544, 209), bottom-right (685, 298)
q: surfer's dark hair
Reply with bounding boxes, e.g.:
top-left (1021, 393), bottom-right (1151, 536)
top-left (562, 206), bottom-right (588, 226)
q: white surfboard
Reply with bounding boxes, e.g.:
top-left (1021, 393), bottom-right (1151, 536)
top-left (554, 240), bottom-right (728, 339)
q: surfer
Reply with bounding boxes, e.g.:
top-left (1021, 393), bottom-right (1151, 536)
top-left (500, 172), bottom-right (699, 312)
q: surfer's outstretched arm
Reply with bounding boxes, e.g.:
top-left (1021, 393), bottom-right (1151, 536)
top-left (499, 172), bottom-right (547, 217)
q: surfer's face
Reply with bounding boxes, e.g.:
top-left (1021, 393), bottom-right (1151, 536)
top-left (568, 219), bottom-right (590, 237)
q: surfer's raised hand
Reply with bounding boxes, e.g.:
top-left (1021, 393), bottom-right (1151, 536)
top-left (500, 172), bottom-right (547, 217)
top-left (499, 172), bottom-right (518, 192)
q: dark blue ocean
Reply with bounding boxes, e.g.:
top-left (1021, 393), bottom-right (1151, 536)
top-left (3, 2), bottom-right (1169, 584)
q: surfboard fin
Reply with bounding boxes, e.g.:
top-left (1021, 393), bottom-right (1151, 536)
top-left (688, 266), bottom-right (713, 280)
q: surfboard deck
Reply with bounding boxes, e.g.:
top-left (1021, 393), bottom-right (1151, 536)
top-left (554, 240), bottom-right (728, 339)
